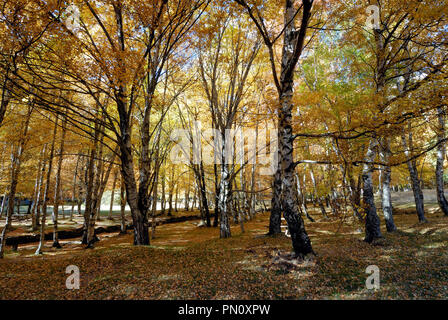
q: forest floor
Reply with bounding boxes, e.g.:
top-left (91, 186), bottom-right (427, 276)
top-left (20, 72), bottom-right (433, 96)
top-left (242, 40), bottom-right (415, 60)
top-left (0, 201), bottom-right (447, 299)
top-left (0, 207), bottom-right (198, 238)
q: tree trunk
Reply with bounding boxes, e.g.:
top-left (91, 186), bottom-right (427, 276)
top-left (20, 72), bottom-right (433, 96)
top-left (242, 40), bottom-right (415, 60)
top-left (309, 166), bottom-right (327, 218)
top-left (238, 204), bottom-right (245, 233)
top-left (174, 183), bottom-right (179, 212)
top-left (52, 116), bottom-right (67, 248)
top-left (31, 145), bottom-right (46, 230)
top-left (379, 137), bottom-right (396, 232)
top-left (192, 188), bottom-right (197, 209)
top-left (82, 141), bottom-right (97, 244)
top-left (184, 177), bottom-right (190, 211)
top-left (269, 162), bottom-right (282, 234)
top-left (61, 188), bottom-right (65, 220)
top-left (362, 138), bottom-right (383, 243)
top-left (120, 176), bottom-right (127, 234)
top-left (0, 150), bottom-right (20, 258)
top-left (167, 168), bottom-right (175, 216)
top-left (150, 163), bottom-right (159, 239)
top-left (213, 163), bottom-right (219, 226)
top-left (401, 128), bottom-right (427, 222)
top-left (249, 124), bottom-right (258, 218)
top-left (108, 169), bottom-right (118, 220)
top-left (296, 173), bottom-right (314, 222)
top-left (35, 116), bottom-right (58, 255)
top-left (0, 107), bottom-right (32, 258)
top-left (218, 163), bottom-right (232, 238)
top-left (86, 145), bottom-right (116, 248)
top-left (199, 160), bottom-right (211, 227)
top-left (279, 92), bottom-right (314, 257)
top-left (239, 143), bottom-right (250, 221)
top-left (168, 192), bottom-right (173, 216)
top-left (436, 106), bottom-right (448, 216)
top-left (161, 174), bottom-right (166, 215)
top-left (0, 67), bottom-right (12, 126)
top-left (70, 155), bottom-right (81, 221)
top-left (0, 195), bottom-right (6, 219)
top-left (347, 166), bottom-right (363, 220)
top-left (267, 0), bottom-right (315, 258)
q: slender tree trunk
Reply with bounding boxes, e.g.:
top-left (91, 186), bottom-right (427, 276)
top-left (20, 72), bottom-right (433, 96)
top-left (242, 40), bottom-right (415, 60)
top-left (161, 174), bottom-right (166, 215)
top-left (347, 166), bottom-right (363, 220)
top-left (199, 160), bottom-right (211, 227)
top-left (27, 199), bottom-right (32, 215)
top-left (77, 185), bottom-right (84, 217)
top-left (120, 176), bottom-right (127, 234)
top-left (0, 107), bottom-right (32, 258)
top-left (191, 188), bottom-right (196, 209)
top-left (0, 150), bottom-right (20, 258)
top-left (70, 155), bottom-right (81, 221)
top-left (35, 153), bottom-right (47, 229)
top-left (61, 189), bottom-right (65, 220)
top-left (108, 169), bottom-right (118, 220)
top-left (0, 195), bottom-right (7, 219)
top-left (239, 144), bottom-right (250, 220)
top-left (218, 162), bottom-right (232, 238)
top-left (82, 142), bottom-right (97, 244)
top-left (296, 173), bottom-right (314, 222)
top-left (362, 138), bottom-right (383, 243)
top-left (86, 144), bottom-right (117, 248)
top-left (309, 166), bottom-right (327, 218)
top-left (30, 158), bottom-right (41, 226)
top-left (379, 138), bottom-right (396, 232)
top-left (238, 196), bottom-right (245, 233)
top-left (16, 199), bottom-right (20, 215)
top-left (401, 129), bottom-right (427, 222)
top-left (249, 163), bottom-right (257, 217)
top-left (0, 148), bottom-right (5, 220)
top-left (167, 168), bottom-right (175, 216)
top-left (377, 167), bottom-right (383, 196)
top-left (35, 117), bottom-right (58, 255)
top-left (213, 163), bottom-right (219, 226)
top-left (0, 67), bottom-right (11, 126)
top-left (249, 122), bottom-right (258, 218)
top-left (168, 191), bottom-right (173, 216)
top-left (196, 171), bottom-right (205, 220)
top-left (31, 145), bottom-right (45, 230)
top-left (436, 106), bottom-right (448, 216)
top-left (52, 116), bottom-right (67, 248)
top-left (151, 165), bottom-right (159, 239)
top-left (185, 176), bottom-right (190, 211)
top-left (269, 162), bottom-right (282, 234)
top-left (174, 183), bottom-right (179, 212)
top-left (269, 121), bottom-right (282, 233)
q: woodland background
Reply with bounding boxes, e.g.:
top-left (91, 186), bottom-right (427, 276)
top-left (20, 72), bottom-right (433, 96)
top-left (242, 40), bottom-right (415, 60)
top-left (0, 0), bottom-right (447, 299)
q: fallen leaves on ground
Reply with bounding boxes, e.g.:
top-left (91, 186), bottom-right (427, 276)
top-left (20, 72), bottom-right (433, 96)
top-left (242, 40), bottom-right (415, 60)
top-left (0, 207), bottom-right (447, 299)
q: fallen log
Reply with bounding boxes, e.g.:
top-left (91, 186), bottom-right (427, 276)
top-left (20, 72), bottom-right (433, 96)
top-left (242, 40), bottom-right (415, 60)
top-left (5, 214), bottom-right (201, 247)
